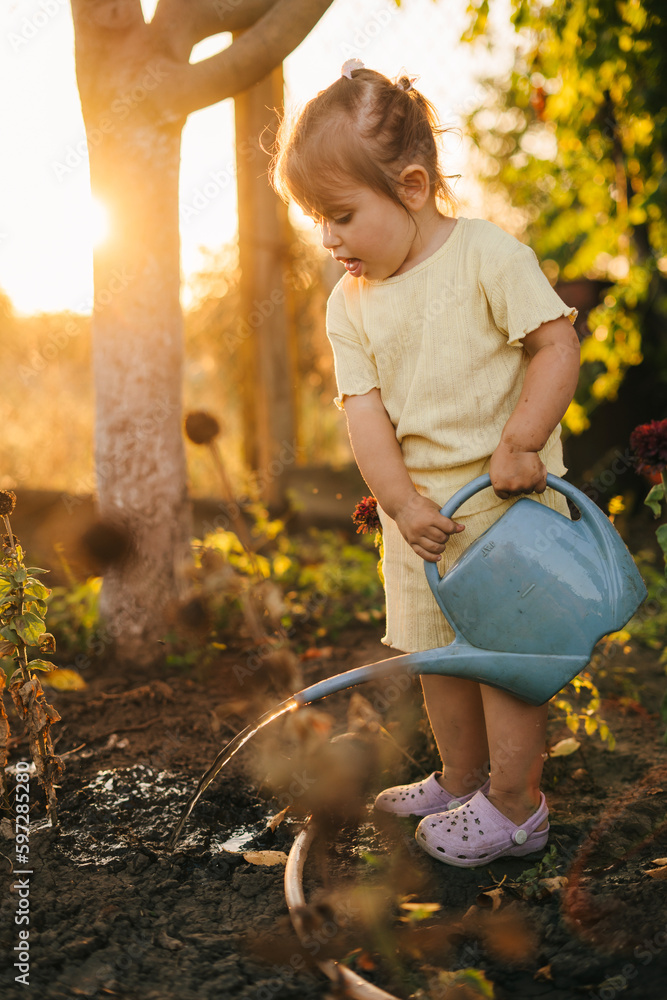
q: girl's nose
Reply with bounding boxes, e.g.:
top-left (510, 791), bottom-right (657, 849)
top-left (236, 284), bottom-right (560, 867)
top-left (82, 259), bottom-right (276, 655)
top-left (321, 221), bottom-right (340, 251)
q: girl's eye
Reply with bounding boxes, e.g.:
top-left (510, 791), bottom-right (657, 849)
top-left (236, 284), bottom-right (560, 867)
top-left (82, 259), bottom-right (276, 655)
top-left (334, 214), bottom-right (352, 225)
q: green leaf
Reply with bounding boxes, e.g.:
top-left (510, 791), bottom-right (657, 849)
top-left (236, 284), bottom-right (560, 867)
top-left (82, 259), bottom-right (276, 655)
top-left (645, 484), bottom-right (666, 518)
top-left (11, 612), bottom-right (45, 646)
top-left (24, 600), bottom-right (48, 616)
top-left (12, 567), bottom-right (27, 584)
top-left (24, 579), bottom-right (50, 601)
top-left (584, 716), bottom-right (598, 736)
top-left (657, 524), bottom-right (667, 564)
top-left (26, 567), bottom-right (48, 576)
top-left (0, 578), bottom-right (14, 600)
top-left (0, 625), bottom-right (20, 646)
top-left (27, 659), bottom-right (53, 672)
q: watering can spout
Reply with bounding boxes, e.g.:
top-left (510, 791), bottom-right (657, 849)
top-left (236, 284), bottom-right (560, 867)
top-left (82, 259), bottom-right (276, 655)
top-left (292, 644), bottom-right (590, 709)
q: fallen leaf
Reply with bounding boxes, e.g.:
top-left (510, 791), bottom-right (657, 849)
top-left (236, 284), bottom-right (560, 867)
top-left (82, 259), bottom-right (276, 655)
top-left (535, 964), bottom-right (553, 981)
top-left (538, 876), bottom-right (568, 895)
top-left (650, 858), bottom-right (667, 866)
top-left (645, 866), bottom-right (667, 880)
top-left (549, 737), bottom-right (581, 757)
top-left (398, 901), bottom-right (442, 922)
top-left (243, 850), bottom-right (288, 867)
top-left (157, 929), bottom-right (183, 951)
top-left (266, 806), bottom-right (289, 832)
top-left (40, 669), bottom-right (87, 691)
top-left (476, 887), bottom-right (504, 911)
top-left (300, 646), bottom-right (333, 661)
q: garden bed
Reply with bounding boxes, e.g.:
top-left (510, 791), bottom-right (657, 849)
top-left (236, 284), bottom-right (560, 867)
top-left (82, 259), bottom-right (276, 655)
top-left (1, 628), bottom-right (667, 1000)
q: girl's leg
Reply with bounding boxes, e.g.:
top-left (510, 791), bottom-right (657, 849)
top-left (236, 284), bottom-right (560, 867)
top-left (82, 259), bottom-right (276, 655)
top-left (421, 675), bottom-right (489, 797)
top-left (479, 684), bottom-right (548, 827)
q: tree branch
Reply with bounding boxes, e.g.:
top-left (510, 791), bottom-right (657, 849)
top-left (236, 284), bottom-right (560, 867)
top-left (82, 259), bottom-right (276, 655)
top-left (157, 0), bottom-right (333, 118)
top-left (151, 0), bottom-right (279, 58)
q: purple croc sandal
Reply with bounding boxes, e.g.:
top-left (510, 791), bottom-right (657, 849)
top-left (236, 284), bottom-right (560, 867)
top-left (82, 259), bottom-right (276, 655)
top-left (415, 789), bottom-right (549, 867)
top-left (374, 773), bottom-right (490, 818)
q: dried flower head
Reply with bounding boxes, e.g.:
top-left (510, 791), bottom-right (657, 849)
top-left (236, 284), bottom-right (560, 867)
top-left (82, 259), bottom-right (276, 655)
top-left (79, 520), bottom-right (132, 571)
top-left (352, 496), bottom-right (381, 534)
top-left (0, 490), bottom-right (16, 516)
top-left (630, 418), bottom-right (667, 475)
top-left (185, 411), bottom-right (221, 445)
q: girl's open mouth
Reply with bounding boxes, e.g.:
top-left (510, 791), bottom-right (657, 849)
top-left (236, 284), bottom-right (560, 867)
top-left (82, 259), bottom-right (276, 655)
top-left (342, 258), bottom-right (363, 277)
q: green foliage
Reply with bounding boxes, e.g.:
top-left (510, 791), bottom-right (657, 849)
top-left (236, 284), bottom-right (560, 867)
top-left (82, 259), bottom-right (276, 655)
top-left (192, 515), bottom-right (384, 646)
top-left (0, 540), bottom-right (54, 680)
top-left (463, 0), bottom-right (667, 431)
top-left (47, 578), bottom-right (101, 653)
top-left (625, 551), bottom-right (667, 653)
top-left (551, 671), bottom-right (616, 749)
top-left (0, 511), bottom-right (63, 825)
top-left (641, 471), bottom-right (667, 573)
top-left (510, 844), bottom-right (563, 899)
top-left (159, 504), bottom-right (384, 673)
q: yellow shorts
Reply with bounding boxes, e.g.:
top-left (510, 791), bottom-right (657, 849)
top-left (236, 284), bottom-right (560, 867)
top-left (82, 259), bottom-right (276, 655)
top-left (379, 486), bottom-right (570, 652)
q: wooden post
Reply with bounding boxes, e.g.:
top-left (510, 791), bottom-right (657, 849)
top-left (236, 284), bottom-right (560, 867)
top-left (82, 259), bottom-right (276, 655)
top-left (234, 66), bottom-right (298, 508)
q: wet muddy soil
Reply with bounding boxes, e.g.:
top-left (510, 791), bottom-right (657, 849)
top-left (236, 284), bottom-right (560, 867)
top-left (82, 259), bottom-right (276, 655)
top-left (1, 629), bottom-right (667, 1000)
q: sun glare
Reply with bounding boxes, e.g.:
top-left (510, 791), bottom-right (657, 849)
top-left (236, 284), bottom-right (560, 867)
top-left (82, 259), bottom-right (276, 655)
top-left (88, 197), bottom-right (109, 248)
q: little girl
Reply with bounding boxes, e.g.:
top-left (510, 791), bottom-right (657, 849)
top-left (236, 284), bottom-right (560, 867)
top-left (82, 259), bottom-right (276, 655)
top-left (271, 62), bottom-right (580, 867)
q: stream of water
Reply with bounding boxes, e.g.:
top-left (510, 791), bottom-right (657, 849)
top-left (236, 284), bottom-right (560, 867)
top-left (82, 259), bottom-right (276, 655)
top-left (168, 697), bottom-right (298, 849)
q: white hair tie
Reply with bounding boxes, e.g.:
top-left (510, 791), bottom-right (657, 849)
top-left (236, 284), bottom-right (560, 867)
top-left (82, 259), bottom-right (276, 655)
top-left (397, 72), bottom-right (420, 93)
top-left (341, 58), bottom-right (364, 79)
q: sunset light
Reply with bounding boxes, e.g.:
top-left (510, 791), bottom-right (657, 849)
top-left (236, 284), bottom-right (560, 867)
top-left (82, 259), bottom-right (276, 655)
top-left (0, 0), bottom-right (514, 315)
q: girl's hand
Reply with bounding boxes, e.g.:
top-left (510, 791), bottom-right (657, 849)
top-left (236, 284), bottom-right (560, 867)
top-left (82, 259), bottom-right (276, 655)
top-left (394, 493), bottom-right (464, 562)
top-left (489, 441), bottom-right (547, 500)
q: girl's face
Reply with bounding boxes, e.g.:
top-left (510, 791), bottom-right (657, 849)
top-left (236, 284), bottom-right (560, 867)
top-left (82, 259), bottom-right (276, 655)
top-left (316, 183), bottom-right (417, 281)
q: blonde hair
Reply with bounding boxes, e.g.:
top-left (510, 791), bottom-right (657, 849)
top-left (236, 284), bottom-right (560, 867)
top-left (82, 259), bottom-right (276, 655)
top-left (270, 68), bottom-right (456, 218)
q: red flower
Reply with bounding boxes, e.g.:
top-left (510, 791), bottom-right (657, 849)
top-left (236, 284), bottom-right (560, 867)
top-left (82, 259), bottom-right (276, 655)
top-left (630, 419), bottom-right (667, 475)
top-left (352, 496), bottom-right (381, 534)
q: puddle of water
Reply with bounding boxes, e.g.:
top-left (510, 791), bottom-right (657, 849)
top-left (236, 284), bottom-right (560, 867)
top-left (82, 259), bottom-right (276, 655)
top-left (55, 764), bottom-right (270, 866)
top-left (217, 827), bottom-right (258, 853)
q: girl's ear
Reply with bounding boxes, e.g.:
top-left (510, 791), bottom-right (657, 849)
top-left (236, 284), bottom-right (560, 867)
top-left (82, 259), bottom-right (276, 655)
top-left (397, 164), bottom-right (431, 210)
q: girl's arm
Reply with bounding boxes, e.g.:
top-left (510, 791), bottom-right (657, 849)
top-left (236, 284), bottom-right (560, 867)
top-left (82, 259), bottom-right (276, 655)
top-left (490, 316), bottom-right (581, 499)
top-left (344, 389), bottom-right (464, 563)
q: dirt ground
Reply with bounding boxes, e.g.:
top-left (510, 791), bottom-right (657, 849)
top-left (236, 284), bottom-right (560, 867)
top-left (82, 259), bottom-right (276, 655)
top-left (1, 624), bottom-right (667, 1000)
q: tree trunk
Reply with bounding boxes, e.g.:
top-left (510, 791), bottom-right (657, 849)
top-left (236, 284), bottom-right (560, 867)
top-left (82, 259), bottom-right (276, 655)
top-left (235, 67), bottom-right (298, 507)
top-left (69, 0), bottom-right (333, 662)
top-left (89, 121), bottom-right (190, 661)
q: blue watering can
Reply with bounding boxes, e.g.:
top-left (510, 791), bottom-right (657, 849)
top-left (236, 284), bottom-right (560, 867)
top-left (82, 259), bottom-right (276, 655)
top-left (292, 474), bottom-right (648, 708)
top-left (169, 474), bottom-right (648, 848)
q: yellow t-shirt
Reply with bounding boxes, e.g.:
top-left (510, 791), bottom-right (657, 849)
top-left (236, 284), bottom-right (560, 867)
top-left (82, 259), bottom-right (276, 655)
top-left (326, 216), bottom-right (578, 650)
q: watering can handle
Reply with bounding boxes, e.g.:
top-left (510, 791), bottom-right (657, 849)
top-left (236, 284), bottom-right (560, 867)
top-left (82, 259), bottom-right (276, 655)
top-left (434, 472), bottom-right (585, 521)
top-left (424, 472), bottom-right (597, 593)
